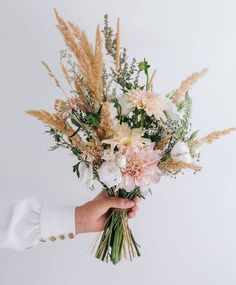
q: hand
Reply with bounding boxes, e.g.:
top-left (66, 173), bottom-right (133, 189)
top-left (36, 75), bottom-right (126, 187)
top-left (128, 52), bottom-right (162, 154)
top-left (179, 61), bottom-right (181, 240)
top-left (75, 190), bottom-right (140, 234)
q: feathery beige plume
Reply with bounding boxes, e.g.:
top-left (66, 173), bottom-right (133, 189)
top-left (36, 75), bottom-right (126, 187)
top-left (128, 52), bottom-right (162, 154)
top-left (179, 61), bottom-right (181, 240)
top-left (187, 140), bottom-right (201, 148)
top-left (154, 135), bottom-right (171, 150)
top-left (159, 159), bottom-right (202, 172)
top-left (26, 109), bottom-right (66, 132)
top-left (115, 18), bottom-right (120, 72)
top-left (94, 25), bottom-right (104, 101)
top-left (97, 102), bottom-right (114, 140)
top-left (200, 128), bottom-right (236, 144)
top-left (54, 9), bottom-right (104, 110)
top-left (26, 110), bottom-right (102, 162)
top-left (188, 128), bottom-right (236, 148)
top-left (172, 68), bottom-right (208, 103)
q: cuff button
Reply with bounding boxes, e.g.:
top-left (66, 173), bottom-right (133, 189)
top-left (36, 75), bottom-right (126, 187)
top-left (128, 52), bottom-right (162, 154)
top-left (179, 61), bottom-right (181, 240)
top-left (59, 235), bottom-right (65, 240)
top-left (68, 233), bottom-right (75, 239)
top-left (50, 236), bottom-right (56, 242)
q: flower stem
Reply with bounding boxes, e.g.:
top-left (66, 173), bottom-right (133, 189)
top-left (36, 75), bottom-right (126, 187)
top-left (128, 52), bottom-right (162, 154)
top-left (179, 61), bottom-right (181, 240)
top-left (94, 187), bottom-right (142, 264)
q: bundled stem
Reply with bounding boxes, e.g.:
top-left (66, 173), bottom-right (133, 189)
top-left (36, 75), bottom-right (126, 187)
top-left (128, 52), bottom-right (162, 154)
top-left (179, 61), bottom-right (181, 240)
top-left (95, 188), bottom-right (142, 264)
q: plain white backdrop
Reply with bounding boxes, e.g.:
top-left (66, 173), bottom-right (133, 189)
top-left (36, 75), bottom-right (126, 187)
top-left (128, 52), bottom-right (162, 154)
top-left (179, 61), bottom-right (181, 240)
top-left (0, 0), bottom-right (236, 284)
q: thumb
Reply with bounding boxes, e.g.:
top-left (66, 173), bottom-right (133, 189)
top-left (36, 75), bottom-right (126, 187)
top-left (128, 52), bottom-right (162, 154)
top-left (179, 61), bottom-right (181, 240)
top-left (104, 197), bottom-right (135, 210)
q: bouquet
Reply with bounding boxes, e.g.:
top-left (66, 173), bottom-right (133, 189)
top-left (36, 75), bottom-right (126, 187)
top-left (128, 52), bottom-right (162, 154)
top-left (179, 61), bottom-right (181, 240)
top-left (26, 9), bottom-right (235, 264)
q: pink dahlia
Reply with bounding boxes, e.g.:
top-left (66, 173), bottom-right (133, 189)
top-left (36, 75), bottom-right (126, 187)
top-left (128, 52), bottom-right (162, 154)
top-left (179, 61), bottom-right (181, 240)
top-left (120, 145), bottom-right (162, 194)
top-left (54, 96), bottom-right (81, 120)
top-left (119, 89), bottom-right (167, 120)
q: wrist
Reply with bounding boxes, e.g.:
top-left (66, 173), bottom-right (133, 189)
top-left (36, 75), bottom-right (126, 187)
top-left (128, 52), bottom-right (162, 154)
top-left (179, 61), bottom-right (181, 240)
top-left (75, 206), bottom-right (85, 234)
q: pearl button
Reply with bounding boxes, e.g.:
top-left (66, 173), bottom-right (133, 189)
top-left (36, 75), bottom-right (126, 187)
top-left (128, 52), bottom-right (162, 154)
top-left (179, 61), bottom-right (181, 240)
top-left (50, 236), bottom-right (56, 241)
top-left (59, 235), bottom-right (65, 240)
top-left (68, 233), bottom-right (75, 239)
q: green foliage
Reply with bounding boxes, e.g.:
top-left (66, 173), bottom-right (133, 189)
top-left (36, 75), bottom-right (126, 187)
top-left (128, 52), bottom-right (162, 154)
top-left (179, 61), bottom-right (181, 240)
top-left (113, 54), bottom-right (141, 92)
top-left (86, 113), bottom-right (100, 126)
top-left (138, 58), bottom-right (151, 75)
top-left (138, 58), bottom-right (151, 90)
top-left (112, 98), bottom-right (122, 122)
top-left (189, 130), bottom-right (199, 140)
top-left (102, 14), bottom-right (116, 59)
top-left (73, 161), bottom-right (81, 179)
top-left (45, 127), bottom-right (90, 182)
top-left (176, 92), bottom-right (192, 141)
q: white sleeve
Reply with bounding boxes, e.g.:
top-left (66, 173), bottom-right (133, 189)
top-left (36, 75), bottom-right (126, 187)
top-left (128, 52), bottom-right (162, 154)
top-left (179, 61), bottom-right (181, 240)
top-left (0, 197), bottom-right (76, 250)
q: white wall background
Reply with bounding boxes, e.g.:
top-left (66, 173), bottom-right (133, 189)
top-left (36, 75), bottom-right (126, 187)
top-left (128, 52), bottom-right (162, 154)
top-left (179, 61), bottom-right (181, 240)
top-left (0, 0), bottom-right (236, 284)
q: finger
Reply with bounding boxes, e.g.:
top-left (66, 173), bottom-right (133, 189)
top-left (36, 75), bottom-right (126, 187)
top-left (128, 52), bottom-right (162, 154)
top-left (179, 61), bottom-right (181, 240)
top-left (128, 204), bottom-right (139, 219)
top-left (128, 211), bottom-right (136, 218)
top-left (131, 204), bottom-right (139, 214)
top-left (105, 197), bottom-right (135, 210)
top-left (133, 196), bottom-right (141, 204)
top-left (94, 189), bottom-right (108, 200)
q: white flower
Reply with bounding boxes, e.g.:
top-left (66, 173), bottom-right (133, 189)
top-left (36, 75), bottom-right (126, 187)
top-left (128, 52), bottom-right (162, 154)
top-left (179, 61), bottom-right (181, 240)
top-left (164, 98), bottom-right (181, 121)
top-left (102, 148), bottom-right (116, 161)
top-left (102, 123), bottom-right (151, 149)
top-left (116, 154), bottom-right (126, 168)
top-left (108, 102), bottom-right (119, 125)
top-left (97, 161), bottom-right (122, 188)
top-left (119, 96), bottom-right (133, 116)
top-left (78, 162), bottom-right (93, 189)
top-left (171, 141), bottom-right (192, 163)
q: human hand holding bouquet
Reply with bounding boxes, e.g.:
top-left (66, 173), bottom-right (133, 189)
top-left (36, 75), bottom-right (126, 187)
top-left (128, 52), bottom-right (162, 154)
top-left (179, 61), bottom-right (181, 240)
top-left (75, 190), bottom-right (140, 234)
top-left (26, 9), bottom-right (235, 264)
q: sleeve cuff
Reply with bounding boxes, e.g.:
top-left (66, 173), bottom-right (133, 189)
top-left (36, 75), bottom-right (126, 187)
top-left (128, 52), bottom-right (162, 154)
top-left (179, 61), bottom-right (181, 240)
top-left (40, 204), bottom-right (76, 242)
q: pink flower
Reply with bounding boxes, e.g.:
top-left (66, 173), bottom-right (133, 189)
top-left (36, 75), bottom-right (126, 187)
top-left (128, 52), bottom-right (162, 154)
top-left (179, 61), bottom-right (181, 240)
top-left (54, 96), bottom-right (81, 120)
top-left (119, 89), bottom-right (167, 120)
top-left (120, 145), bottom-right (162, 194)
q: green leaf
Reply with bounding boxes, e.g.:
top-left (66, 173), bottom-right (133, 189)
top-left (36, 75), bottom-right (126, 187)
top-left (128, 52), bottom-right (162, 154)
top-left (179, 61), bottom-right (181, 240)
top-left (125, 82), bottom-right (133, 90)
top-left (86, 113), bottom-right (100, 126)
top-left (69, 127), bottom-right (80, 138)
top-left (48, 145), bottom-right (59, 151)
top-left (71, 118), bottom-right (81, 128)
top-left (189, 130), bottom-right (199, 140)
top-left (112, 98), bottom-right (122, 121)
top-left (176, 101), bottom-right (185, 111)
top-left (73, 161), bottom-right (81, 179)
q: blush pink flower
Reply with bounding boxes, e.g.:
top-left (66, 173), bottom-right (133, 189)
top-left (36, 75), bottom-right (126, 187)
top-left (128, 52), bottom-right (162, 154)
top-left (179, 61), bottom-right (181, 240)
top-left (120, 145), bottom-right (162, 194)
top-left (119, 89), bottom-right (167, 120)
top-left (54, 96), bottom-right (81, 120)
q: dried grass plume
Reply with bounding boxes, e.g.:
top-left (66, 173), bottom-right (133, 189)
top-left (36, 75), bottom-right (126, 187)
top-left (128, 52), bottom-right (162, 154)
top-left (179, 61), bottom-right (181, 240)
top-left (172, 68), bottom-right (208, 103)
top-left (97, 102), bottom-right (114, 140)
top-left (54, 8), bottom-right (104, 110)
top-left (26, 110), bottom-right (103, 162)
top-left (189, 128), bottom-right (236, 148)
top-left (159, 159), bottom-right (202, 172)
